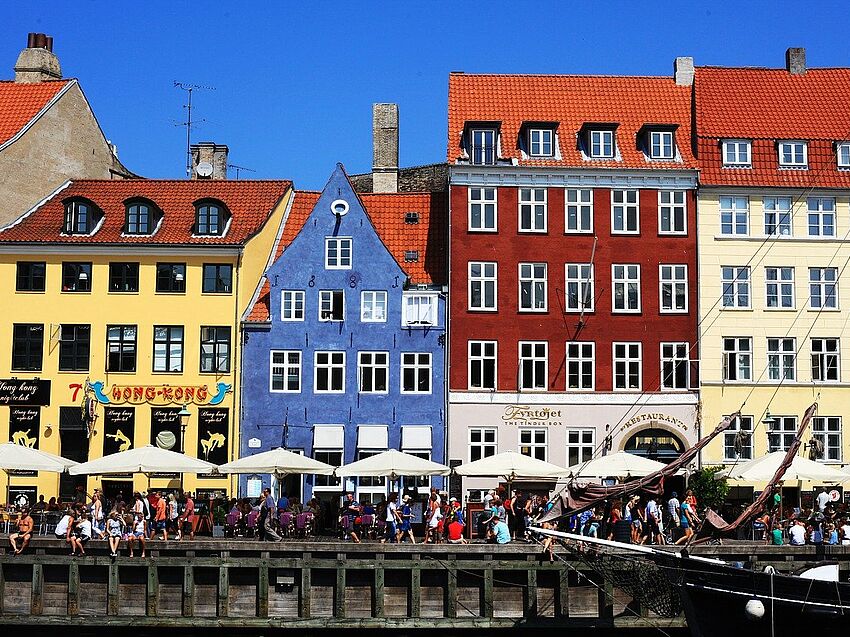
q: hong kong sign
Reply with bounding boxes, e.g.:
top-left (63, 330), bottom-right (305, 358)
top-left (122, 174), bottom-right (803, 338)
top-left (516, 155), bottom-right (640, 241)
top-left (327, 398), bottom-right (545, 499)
top-left (85, 381), bottom-right (232, 406)
top-left (0, 379), bottom-right (51, 406)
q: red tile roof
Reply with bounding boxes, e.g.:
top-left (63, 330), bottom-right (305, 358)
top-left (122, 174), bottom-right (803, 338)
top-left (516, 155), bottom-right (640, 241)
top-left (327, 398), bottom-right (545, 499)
top-left (0, 179), bottom-right (292, 245)
top-left (246, 189), bottom-right (447, 322)
top-left (694, 67), bottom-right (850, 187)
top-left (447, 73), bottom-right (696, 169)
top-left (0, 79), bottom-right (70, 146)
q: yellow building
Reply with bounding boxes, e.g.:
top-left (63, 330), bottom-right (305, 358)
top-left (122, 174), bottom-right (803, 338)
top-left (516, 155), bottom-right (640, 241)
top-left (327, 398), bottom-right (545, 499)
top-left (695, 56), bottom-right (850, 496)
top-left (0, 175), bottom-right (292, 503)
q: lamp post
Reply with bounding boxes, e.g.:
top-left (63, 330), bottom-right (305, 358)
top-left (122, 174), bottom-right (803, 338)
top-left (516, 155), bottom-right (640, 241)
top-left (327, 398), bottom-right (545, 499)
top-left (178, 404), bottom-right (192, 454)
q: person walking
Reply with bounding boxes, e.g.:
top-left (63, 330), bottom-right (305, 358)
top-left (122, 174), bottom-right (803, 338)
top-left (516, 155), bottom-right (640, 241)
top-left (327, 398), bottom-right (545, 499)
top-left (154, 491), bottom-right (168, 541)
top-left (381, 493), bottom-right (401, 543)
top-left (397, 495), bottom-right (416, 544)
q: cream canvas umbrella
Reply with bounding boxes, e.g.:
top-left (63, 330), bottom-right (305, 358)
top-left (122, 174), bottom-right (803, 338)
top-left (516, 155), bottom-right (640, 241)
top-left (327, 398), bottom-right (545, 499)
top-left (69, 445), bottom-right (216, 475)
top-left (566, 451), bottom-right (668, 480)
top-left (0, 442), bottom-right (77, 473)
top-left (454, 451), bottom-right (571, 480)
top-left (716, 451), bottom-right (849, 483)
top-left (218, 448), bottom-right (335, 476)
top-left (335, 449), bottom-right (450, 479)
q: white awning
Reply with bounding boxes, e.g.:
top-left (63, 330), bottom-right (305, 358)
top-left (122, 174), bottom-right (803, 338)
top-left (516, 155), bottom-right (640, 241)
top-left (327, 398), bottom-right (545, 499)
top-left (401, 425), bottom-right (431, 450)
top-left (357, 425), bottom-right (388, 449)
top-left (313, 425), bottom-right (345, 449)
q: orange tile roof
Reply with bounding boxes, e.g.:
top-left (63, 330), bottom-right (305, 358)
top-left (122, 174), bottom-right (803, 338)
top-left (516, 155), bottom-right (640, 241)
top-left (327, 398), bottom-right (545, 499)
top-left (0, 179), bottom-right (292, 245)
top-left (0, 79), bottom-right (70, 146)
top-left (246, 189), bottom-right (447, 322)
top-left (447, 72), bottom-right (696, 169)
top-left (695, 67), bottom-right (850, 187)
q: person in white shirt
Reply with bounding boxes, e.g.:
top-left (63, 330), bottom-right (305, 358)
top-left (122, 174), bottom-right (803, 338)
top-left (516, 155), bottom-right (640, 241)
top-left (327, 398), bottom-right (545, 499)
top-left (840, 518), bottom-right (850, 545)
top-left (788, 519), bottom-right (807, 546)
top-left (54, 511), bottom-right (75, 548)
top-left (645, 498), bottom-right (664, 545)
top-left (69, 512), bottom-right (92, 556)
top-left (816, 488), bottom-right (830, 513)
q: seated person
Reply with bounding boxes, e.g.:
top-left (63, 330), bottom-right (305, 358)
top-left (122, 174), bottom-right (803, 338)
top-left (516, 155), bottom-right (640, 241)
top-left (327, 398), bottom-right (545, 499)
top-left (488, 519), bottom-right (511, 544)
top-left (10, 508), bottom-right (34, 555)
top-left (447, 517), bottom-right (466, 544)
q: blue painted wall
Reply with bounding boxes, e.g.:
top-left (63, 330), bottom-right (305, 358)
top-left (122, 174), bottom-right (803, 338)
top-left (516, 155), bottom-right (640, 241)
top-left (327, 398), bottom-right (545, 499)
top-left (240, 165), bottom-right (445, 502)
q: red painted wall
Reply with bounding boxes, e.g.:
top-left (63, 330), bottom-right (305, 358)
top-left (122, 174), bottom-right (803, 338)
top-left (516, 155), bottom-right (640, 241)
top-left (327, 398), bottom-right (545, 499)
top-left (449, 185), bottom-right (697, 392)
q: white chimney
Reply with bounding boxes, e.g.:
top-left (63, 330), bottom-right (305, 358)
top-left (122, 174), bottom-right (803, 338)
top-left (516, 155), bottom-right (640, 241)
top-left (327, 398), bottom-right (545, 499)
top-left (14, 33), bottom-right (62, 83)
top-left (674, 57), bottom-right (694, 86)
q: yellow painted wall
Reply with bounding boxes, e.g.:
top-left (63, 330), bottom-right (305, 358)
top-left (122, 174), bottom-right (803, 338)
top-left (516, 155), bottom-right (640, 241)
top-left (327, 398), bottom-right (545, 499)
top-left (698, 189), bottom-right (850, 466)
top-left (0, 189), bottom-right (292, 500)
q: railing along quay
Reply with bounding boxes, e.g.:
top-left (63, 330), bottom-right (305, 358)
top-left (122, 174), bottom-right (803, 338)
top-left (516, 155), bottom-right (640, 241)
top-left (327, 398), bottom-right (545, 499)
top-left (1, 539), bottom-right (845, 629)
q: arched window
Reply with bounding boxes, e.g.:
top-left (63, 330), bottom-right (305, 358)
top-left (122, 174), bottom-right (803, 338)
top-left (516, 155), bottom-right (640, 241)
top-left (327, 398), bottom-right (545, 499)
top-left (195, 200), bottom-right (229, 236)
top-left (623, 428), bottom-right (685, 463)
top-left (124, 199), bottom-right (161, 235)
top-left (63, 199), bottom-right (99, 235)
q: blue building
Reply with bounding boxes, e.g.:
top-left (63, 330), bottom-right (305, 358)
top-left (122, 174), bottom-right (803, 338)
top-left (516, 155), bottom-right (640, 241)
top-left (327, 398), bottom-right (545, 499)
top-left (240, 165), bottom-right (447, 507)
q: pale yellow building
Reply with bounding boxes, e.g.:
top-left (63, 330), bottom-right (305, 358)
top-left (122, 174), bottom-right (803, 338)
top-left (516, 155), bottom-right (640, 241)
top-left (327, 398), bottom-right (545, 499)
top-left (0, 176), bottom-right (292, 503)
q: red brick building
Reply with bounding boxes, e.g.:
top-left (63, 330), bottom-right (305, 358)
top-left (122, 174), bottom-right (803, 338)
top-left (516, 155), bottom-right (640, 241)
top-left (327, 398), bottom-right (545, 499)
top-left (446, 67), bottom-right (701, 498)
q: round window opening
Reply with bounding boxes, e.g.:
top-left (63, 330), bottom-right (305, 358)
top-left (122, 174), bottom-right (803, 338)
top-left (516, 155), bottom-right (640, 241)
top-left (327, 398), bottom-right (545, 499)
top-left (330, 199), bottom-right (350, 216)
top-left (623, 428), bottom-right (685, 463)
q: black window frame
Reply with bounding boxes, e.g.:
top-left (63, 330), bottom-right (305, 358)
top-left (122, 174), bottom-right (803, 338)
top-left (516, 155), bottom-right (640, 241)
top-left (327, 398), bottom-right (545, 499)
top-left (61, 262), bottom-right (92, 292)
top-left (63, 199), bottom-right (98, 235)
top-left (155, 263), bottom-right (186, 293)
top-left (202, 263), bottom-right (233, 294)
top-left (194, 200), bottom-right (229, 236)
top-left (108, 262), bottom-right (140, 293)
top-left (106, 325), bottom-right (137, 373)
top-left (125, 199), bottom-right (159, 235)
top-left (200, 326), bottom-right (231, 374)
top-left (153, 325), bottom-right (184, 373)
top-left (12, 323), bottom-right (44, 371)
top-left (16, 261), bottom-right (46, 292)
top-left (58, 324), bottom-right (91, 372)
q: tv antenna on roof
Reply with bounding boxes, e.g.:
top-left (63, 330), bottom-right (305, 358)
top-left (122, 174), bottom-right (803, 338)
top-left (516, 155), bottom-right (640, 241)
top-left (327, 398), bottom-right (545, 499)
top-left (228, 164), bottom-right (256, 179)
top-left (174, 81), bottom-right (216, 178)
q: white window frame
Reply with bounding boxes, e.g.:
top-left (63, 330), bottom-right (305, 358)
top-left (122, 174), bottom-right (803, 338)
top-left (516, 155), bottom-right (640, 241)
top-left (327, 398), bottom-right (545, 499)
top-left (721, 266), bottom-right (751, 309)
top-left (763, 196), bottom-right (792, 237)
top-left (566, 428), bottom-right (595, 467)
top-left (766, 337), bottom-right (796, 382)
top-left (468, 261), bottom-right (497, 311)
top-left (468, 427), bottom-right (497, 462)
top-left (722, 139), bottom-right (752, 167)
top-left (838, 143), bottom-right (850, 169)
top-left (590, 130), bottom-right (614, 158)
top-left (722, 337), bottom-right (752, 382)
top-left (357, 351), bottom-right (389, 394)
top-left (325, 237), bottom-right (352, 269)
top-left (314, 351), bottom-right (345, 393)
top-left (402, 293), bottom-right (438, 326)
top-left (612, 264), bottom-right (641, 313)
top-left (807, 197), bottom-right (836, 237)
top-left (518, 263), bottom-right (547, 312)
top-left (468, 187), bottom-right (497, 232)
top-left (658, 191), bottom-right (686, 234)
top-left (565, 188), bottom-right (593, 233)
top-left (812, 416), bottom-right (842, 462)
top-left (518, 341), bottom-right (548, 391)
top-left (400, 352), bottom-right (432, 394)
top-left (518, 188), bottom-right (547, 232)
top-left (312, 447), bottom-right (343, 490)
top-left (768, 416), bottom-right (798, 452)
top-left (281, 290), bottom-right (305, 321)
top-left (778, 140), bottom-right (808, 169)
top-left (809, 267), bottom-right (838, 310)
top-left (528, 128), bottom-right (554, 157)
top-left (360, 290), bottom-right (387, 322)
top-left (659, 264), bottom-right (688, 313)
top-left (468, 340), bottom-right (497, 390)
top-left (270, 350), bottom-right (301, 393)
top-left (660, 342), bottom-right (689, 390)
top-left (720, 195), bottom-right (749, 235)
top-left (611, 190), bottom-right (639, 234)
top-left (723, 415), bottom-right (754, 461)
top-left (565, 263), bottom-right (594, 313)
top-left (319, 289), bottom-right (345, 322)
top-left (765, 267), bottom-right (795, 309)
top-left (566, 341), bottom-right (595, 390)
top-left (470, 128), bottom-right (496, 165)
top-left (613, 342), bottom-right (642, 391)
top-left (811, 338), bottom-right (840, 383)
top-left (649, 130), bottom-right (675, 160)
top-left (519, 428), bottom-right (547, 461)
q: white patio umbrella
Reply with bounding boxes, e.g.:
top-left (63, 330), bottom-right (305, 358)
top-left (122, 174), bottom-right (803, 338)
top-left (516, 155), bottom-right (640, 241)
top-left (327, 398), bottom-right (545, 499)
top-left (335, 449), bottom-right (450, 479)
top-left (716, 451), bottom-right (849, 483)
top-left (0, 442), bottom-right (78, 473)
top-left (566, 451), bottom-right (668, 480)
top-left (454, 451), bottom-right (571, 480)
top-left (69, 445), bottom-right (216, 476)
top-left (218, 448), bottom-right (335, 475)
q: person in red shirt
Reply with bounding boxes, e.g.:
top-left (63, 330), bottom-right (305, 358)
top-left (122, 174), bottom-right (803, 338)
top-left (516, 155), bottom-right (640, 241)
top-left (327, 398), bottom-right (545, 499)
top-left (154, 492), bottom-right (168, 541)
top-left (177, 492), bottom-right (195, 540)
top-left (447, 519), bottom-right (466, 544)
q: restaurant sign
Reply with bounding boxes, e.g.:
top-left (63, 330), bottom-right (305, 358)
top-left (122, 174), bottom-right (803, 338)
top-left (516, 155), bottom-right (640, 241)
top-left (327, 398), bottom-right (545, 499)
top-left (86, 380), bottom-right (231, 406)
top-left (501, 405), bottom-right (564, 426)
top-left (0, 379), bottom-right (51, 406)
top-left (617, 412), bottom-right (689, 434)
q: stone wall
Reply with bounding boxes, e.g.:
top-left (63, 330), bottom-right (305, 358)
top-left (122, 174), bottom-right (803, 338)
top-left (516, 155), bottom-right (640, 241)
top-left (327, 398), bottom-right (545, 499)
top-left (350, 163), bottom-right (448, 194)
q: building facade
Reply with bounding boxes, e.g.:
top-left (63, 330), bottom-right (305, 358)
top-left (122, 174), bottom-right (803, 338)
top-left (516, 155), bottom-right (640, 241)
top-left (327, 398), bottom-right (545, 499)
top-left (696, 50), bottom-right (850, 478)
top-left (0, 177), bottom-right (292, 503)
top-left (240, 165), bottom-right (447, 506)
top-left (446, 69), bottom-right (701, 499)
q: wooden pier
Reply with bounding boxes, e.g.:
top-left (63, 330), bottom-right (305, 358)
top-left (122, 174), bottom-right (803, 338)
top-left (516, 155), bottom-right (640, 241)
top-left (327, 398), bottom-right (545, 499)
top-left (1, 539), bottom-right (846, 630)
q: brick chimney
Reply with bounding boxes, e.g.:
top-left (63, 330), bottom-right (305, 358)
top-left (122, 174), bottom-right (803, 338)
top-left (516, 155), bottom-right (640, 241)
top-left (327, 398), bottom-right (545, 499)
top-left (14, 33), bottom-right (62, 83)
top-left (673, 56), bottom-right (694, 86)
top-left (372, 103), bottom-right (399, 193)
top-left (786, 47), bottom-right (806, 75)
top-left (190, 142), bottom-right (228, 180)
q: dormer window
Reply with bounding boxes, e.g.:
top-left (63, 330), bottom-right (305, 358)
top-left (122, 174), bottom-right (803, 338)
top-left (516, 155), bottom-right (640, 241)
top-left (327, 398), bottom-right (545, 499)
top-left (838, 143), bottom-right (850, 169)
top-left (194, 200), bottom-right (229, 236)
top-left (778, 141), bottom-right (807, 169)
top-left (63, 199), bottom-right (100, 235)
top-left (464, 123), bottom-right (499, 165)
top-left (580, 124), bottom-right (618, 160)
top-left (528, 128), bottom-right (554, 157)
top-left (649, 131), bottom-right (674, 160)
top-left (722, 140), bottom-right (751, 167)
top-left (125, 199), bottom-right (161, 235)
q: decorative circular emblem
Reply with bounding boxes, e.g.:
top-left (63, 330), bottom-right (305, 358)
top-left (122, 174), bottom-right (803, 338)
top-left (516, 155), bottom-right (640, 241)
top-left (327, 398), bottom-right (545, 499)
top-left (330, 199), bottom-right (349, 216)
top-left (156, 430), bottom-right (177, 450)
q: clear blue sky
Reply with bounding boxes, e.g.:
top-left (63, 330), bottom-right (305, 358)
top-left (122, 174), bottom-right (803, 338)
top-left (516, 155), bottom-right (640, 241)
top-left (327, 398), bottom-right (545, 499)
top-left (5, 1), bottom-right (850, 189)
